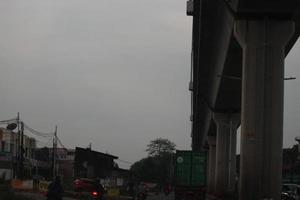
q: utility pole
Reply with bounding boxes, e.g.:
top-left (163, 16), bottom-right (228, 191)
top-left (20, 121), bottom-right (24, 179)
top-left (15, 112), bottom-right (20, 179)
top-left (52, 126), bottom-right (57, 179)
top-left (34, 149), bottom-right (38, 177)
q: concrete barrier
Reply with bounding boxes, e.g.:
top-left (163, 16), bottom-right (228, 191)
top-left (11, 179), bottom-right (33, 190)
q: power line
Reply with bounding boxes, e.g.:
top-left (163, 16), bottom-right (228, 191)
top-left (36, 139), bottom-right (53, 147)
top-left (0, 117), bottom-right (18, 124)
top-left (27, 132), bottom-right (53, 147)
top-left (23, 123), bottom-right (54, 137)
top-left (23, 128), bottom-right (51, 139)
top-left (56, 136), bottom-right (68, 150)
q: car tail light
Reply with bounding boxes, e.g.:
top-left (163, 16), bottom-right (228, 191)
top-left (92, 191), bottom-right (98, 197)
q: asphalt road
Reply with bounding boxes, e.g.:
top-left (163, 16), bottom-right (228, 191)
top-left (19, 192), bottom-right (174, 200)
top-left (18, 192), bottom-right (76, 200)
top-left (146, 192), bottom-right (174, 200)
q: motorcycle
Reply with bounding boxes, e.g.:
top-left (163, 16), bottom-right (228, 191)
top-left (164, 186), bottom-right (171, 196)
top-left (88, 191), bottom-right (103, 200)
top-left (137, 192), bottom-right (147, 200)
top-left (282, 192), bottom-right (296, 200)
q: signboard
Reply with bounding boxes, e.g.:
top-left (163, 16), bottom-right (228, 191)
top-left (39, 181), bottom-right (51, 193)
top-left (107, 187), bottom-right (120, 197)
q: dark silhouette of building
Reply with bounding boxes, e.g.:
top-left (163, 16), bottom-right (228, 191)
top-left (282, 145), bottom-right (300, 183)
top-left (74, 147), bottom-right (118, 179)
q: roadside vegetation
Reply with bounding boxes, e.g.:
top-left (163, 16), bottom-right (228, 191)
top-left (130, 138), bottom-right (176, 184)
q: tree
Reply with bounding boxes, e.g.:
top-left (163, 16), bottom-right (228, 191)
top-left (130, 138), bottom-right (176, 184)
top-left (146, 138), bottom-right (176, 157)
top-left (130, 154), bottom-right (174, 184)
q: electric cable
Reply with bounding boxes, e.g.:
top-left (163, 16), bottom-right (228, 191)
top-left (0, 117), bottom-right (18, 124)
top-left (23, 123), bottom-right (54, 137)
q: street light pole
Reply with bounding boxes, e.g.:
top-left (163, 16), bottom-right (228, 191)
top-left (52, 126), bottom-right (57, 179)
top-left (16, 112), bottom-right (20, 178)
top-left (20, 121), bottom-right (24, 179)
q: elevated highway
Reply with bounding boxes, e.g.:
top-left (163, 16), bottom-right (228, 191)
top-left (187, 0), bottom-right (300, 199)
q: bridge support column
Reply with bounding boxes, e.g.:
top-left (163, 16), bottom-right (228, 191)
top-left (207, 136), bottom-right (216, 194)
top-left (213, 113), bottom-right (239, 196)
top-left (234, 20), bottom-right (294, 200)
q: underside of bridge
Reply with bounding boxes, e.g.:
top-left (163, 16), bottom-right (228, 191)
top-left (188, 0), bottom-right (300, 199)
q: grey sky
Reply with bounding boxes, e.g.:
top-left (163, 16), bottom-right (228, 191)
top-left (284, 41), bottom-right (300, 147)
top-left (0, 0), bottom-right (192, 168)
top-left (0, 0), bottom-right (299, 168)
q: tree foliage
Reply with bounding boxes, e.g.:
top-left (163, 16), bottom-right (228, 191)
top-left (146, 138), bottom-right (176, 157)
top-left (130, 154), bottom-right (174, 184)
top-left (130, 138), bottom-right (176, 184)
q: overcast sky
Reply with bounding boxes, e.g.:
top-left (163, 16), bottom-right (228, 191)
top-left (0, 0), bottom-right (192, 168)
top-left (0, 0), bottom-right (299, 169)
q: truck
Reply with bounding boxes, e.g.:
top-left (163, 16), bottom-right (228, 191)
top-left (174, 150), bottom-right (207, 200)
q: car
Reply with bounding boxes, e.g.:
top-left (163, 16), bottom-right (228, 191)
top-left (74, 178), bottom-right (104, 194)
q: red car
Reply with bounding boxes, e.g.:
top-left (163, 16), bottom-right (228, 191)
top-left (73, 178), bottom-right (104, 193)
top-left (74, 178), bottom-right (106, 200)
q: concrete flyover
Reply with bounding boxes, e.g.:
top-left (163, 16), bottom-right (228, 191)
top-left (187, 0), bottom-right (300, 199)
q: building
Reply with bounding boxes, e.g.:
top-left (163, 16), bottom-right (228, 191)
top-left (34, 147), bottom-right (75, 180)
top-left (0, 127), bottom-right (36, 180)
top-left (55, 148), bottom-right (75, 179)
top-left (0, 128), bottom-right (17, 156)
top-left (74, 147), bottom-right (118, 179)
top-left (35, 147), bottom-right (122, 182)
top-left (282, 145), bottom-right (300, 183)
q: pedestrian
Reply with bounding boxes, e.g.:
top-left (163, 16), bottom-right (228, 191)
top-left (47, 176), bottom-right (64, 200)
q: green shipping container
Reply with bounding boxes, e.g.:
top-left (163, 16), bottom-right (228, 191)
top-left (175, 150), bottom-right (207, 186)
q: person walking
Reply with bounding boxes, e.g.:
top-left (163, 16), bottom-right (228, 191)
top-left (47, 176), bottom-right (64, 200)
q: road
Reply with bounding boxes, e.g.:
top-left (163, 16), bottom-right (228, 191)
top-left (147, 192), bottom-right (174, 200)
top-left (19, 192), bottom-right (174, 200)
top-left (18, 192), bottom-right (76, 200)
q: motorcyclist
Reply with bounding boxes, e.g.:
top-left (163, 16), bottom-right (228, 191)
top-left (87, 179), bottom-right (105, 200)
top-left (93, 179), bottom-right (105, 194)
top-left (47, 176), bottom-right (64, 200)
top-left (127, 181), bottom-right (135, 199)
top-left (137, 183), bottom-right (147, 200)
top-left (163, 183), bottom-right (172, 196)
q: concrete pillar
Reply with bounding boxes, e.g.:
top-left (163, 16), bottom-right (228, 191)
top-left (228, 118), bottom-right (239, 193)
top-left (213, 113), bottom-right (239, 196)
top-left (207, 136), bottom-right (216, 194)
top-left (234, 19), bottom-right (294, 200)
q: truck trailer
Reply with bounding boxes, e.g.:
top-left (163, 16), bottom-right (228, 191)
top-left (174, 150), bottom-right (207, 200)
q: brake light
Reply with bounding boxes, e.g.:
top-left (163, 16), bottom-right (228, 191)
top-left (92, 191), bottom-right (98, 197)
